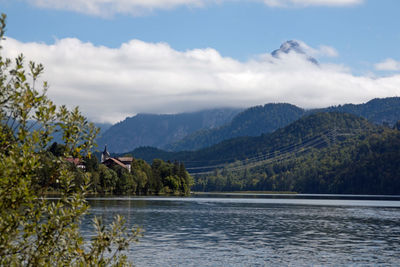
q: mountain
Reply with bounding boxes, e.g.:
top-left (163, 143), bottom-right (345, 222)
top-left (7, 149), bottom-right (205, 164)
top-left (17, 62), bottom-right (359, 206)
top-left (165, 103), bottom-right (305, 151)
top-left (318, 97), bottom-right (400, 125)
top-left (25, 121), bottom-right (112, 147)
top-left (95, 122), bottom-right (112, 133)
top-left (131, 112), bottom-right (400, 195)
top-left (271, 40), bottom-right (318, 65)
top-left (100, 96), bottom-right (400, 154)
top-left (165, 97), bottom-right (400, 151)
top-left (130, 112), bottom-right (378, 167)
top-left (193, 125), bottom-right (400, 195)
top-left (97, 108), bottom-right (242, 153)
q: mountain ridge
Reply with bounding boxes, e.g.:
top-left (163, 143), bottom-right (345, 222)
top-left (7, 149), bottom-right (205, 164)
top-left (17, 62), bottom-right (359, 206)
top-left (97, 108), bottom-right (242, 152)
top-left (129, 112), bottom-right (400, 195)
top-left (165, 103), bottom-right (305, 151)
top-left (99, 97), bottom-right (400, 153)
top-left (165, 97), bottom-right (400, 151)
top-left (129, 112), bottom-right (378, 166)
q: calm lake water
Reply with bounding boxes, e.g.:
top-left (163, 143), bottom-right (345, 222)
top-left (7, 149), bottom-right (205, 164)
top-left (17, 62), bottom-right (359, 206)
top-left (82, 194), bottom-right (400, 266)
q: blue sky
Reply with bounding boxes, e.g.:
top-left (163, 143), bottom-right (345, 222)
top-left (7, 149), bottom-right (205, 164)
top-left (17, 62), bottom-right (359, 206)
top-left (1, 0), bottom-right (400, 123)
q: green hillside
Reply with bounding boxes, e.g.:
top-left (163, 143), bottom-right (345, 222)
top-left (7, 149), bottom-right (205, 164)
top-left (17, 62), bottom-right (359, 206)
top-left (166, 97), bottom-right (400, 151)
top-left (131, 112), bottom-right (376, 167)
top-left (100, 97), bottom-right (400, 153)
top-left (97, 108), bottom-right (241, 152)
top-left (194, 127), bottom-right (400, 195)
top-left (317, 97), bottom-right (400, 125)
top-left (165, 103), bottom-right (305, 151)
top-left (126, 112), bottom-right (400, 195)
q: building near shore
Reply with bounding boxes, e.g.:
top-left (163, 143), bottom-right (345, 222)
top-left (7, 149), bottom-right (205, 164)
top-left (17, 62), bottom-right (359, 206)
top-left (101, 145), bottom-right (133, 172)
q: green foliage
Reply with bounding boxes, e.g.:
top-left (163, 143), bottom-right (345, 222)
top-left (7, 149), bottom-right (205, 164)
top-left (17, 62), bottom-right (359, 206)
top-left (0, 14), bottom-right (140, 266)
top-left (192, 123), bottom-right (400, 195)
top-left (42, 146), bottom-right (193, 196)
top-left (149, 160), bottom-right (193, 195)
top-left (98, 164), bottom-right (118, 194)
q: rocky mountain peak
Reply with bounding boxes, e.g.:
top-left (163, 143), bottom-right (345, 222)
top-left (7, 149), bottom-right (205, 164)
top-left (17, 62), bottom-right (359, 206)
top-left (271, 40), bottom-right (318, 65)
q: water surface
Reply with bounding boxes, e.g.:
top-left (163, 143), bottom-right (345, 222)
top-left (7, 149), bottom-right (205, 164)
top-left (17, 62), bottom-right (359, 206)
top-left (83, 195), bottom-right (400, 266)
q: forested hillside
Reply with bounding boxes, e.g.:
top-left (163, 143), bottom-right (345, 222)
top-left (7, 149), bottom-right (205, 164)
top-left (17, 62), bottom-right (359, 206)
top-left (168, 97), bottom-right (400, 151)
top-left (194, 127), bottom-right (400, 195)
top-left (164, 97), bottom-right (400, 151)
top-left (99, 97), bottom-right (400, 153)
top-left (318, 97), bottom-right (400, 125)
top-left (129, 112), bottom-right (400, 195)
top-left (97, 108), bottom-right (241, 152)
top-left (130, 112), bottom-right (377, 168)
top-left (165, 103), bottom-right (305, 151)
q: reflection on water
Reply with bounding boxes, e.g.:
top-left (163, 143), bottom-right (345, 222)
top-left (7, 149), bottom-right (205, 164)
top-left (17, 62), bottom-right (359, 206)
top-left (83, 195), bottom-right (400, 266)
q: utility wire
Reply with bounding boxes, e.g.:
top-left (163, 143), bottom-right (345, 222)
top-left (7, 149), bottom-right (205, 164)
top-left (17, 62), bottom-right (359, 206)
top-left (188, 127), bottom-right (374, 176)
top-left (189, 130), bottom-right (334, 175)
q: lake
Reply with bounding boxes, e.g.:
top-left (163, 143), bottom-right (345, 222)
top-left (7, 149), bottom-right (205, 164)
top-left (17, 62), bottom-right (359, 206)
top-left (82, 194), bottom-right (400, 266)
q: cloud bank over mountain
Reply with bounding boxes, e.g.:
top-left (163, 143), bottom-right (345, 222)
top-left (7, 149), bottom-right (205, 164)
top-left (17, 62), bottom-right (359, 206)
top-left (25, 0), bottom-right (364, 16)
top-left (3, 37), bottom-right (399, 123)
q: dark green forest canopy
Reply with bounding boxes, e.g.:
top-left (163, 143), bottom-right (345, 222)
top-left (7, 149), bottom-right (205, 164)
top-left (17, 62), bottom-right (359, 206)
top-left (130, 112), bottom-right (378, 167)
top-left (194, 127), bottom-right (400, 195)
top-left (127, 112), bottom-right (400, 195)
top-left (314, 97), bottom-right (400, 125)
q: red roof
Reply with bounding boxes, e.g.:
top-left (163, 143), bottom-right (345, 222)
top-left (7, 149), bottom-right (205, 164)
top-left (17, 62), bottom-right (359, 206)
top-left (65, 158), bottom-right (84, 165)
top-left (103, 157), bottom-right (129, 170)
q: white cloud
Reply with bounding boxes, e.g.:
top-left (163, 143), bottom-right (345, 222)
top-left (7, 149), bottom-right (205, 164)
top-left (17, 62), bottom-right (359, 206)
top-left (23, 0), bottom-right (363, 16)
top-left (263, 0), bottom-right (363, 8)
top-left (375, 58), bottom-right (400, 71)
top-left (291, 40), bottom-right (339, 57)
top-left (317, 45), bottom-right (339, 57)
top-left (26, 0), bottom-right (213, 16)
top-left (2, 37), bottom-right (399, 123)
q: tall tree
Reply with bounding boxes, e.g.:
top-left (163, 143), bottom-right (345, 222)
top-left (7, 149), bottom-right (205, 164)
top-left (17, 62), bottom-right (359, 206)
top-left (0, 14), bottom-right (140, 266)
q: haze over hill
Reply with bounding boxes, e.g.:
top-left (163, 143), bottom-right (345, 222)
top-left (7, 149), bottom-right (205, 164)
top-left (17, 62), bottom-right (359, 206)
top-left (165, 103), bottom-right (305, 151)
top-left (130, 112), bottom-right (379, 166)
top-left (97, 108), bottom-right (241, 153)
top-left (126, 111), bottom-right (400, 195)
top-left (98, 97), bottom-right (400, 153)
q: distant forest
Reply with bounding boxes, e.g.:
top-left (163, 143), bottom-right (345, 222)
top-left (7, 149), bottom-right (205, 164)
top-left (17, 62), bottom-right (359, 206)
top-left (130, 113), bottom-right (400, 195)
top-left (49, 98), bottom-right (400, 196)
top-left (99, 97), bottom-right (400, 153)
top-left (193, 124), bottom-right (400, 195)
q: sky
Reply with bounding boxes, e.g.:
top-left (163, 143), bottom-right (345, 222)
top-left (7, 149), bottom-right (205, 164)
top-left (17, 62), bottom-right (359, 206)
top-left (1, 0), bottom-right (400, 123)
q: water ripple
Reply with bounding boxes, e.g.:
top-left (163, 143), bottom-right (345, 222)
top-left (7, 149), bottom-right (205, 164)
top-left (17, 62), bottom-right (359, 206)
top-left (83, 197), bottom-right (400, 266)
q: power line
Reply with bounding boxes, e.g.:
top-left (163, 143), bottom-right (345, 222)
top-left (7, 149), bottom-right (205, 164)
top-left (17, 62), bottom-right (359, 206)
top-left (188, 127), bottom-right (374, 176)
top-left (189, 130), bottom-right (334, 175)
top-left (185, 129), bottom-right (333, 170)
